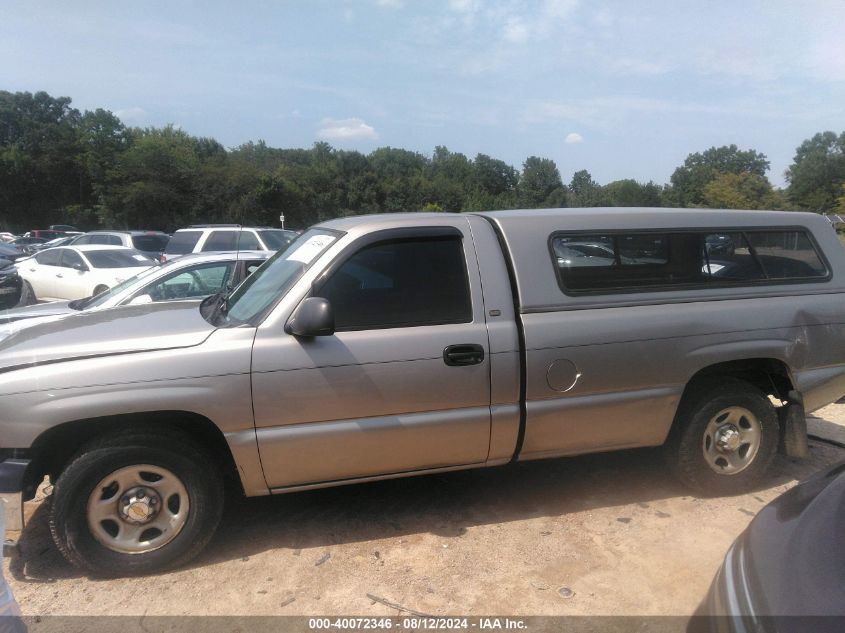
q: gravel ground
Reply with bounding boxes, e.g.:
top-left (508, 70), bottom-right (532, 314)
top-left (5, 405), bottom-right (845, 617)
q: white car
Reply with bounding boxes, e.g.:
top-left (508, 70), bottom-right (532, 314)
top-left (1, 250), bottom-right (272, 327)
top-left (162, 225), bottom-right (296, 261)
top-left (16, 245), bottom-right (157, 302)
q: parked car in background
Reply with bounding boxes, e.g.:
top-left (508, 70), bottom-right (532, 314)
top-left (0, 251), bottom-right (272, 325)
top-left (0, 244), bottom-right (26, 263)
top-left (15, 245), bottom-right (157, 302)
top-left (9, 237), bottom-right (46, 254)
top-left (24, 229), bottom-right (70, 240)
top-left (162, 225), bottom-right (296, 261)
top-left (29, 235), bottom-right (78, 252)
top-left (0, 233), bottom-right (16, 243)
top-left (0, 261), bottom-right (23, 310)
top-left (70, 230), bottom-right (171, 261)
top-left (694, 459), bottom-right (845, 631)
top-left (49, 225), bottom-right (79, 232)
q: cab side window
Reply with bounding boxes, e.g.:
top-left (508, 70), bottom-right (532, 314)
top-left (315, 237), bottom-right (472, 331)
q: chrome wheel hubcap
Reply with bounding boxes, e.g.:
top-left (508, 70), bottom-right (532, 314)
top-left (87, 465), bottom-right (190, 554)
top-left (702, 406), bottom-right (761, 475)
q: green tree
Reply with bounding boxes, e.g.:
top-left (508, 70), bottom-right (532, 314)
top-left (668, 144), bottom-right (770, 207)
top-left (700, 172), bottom-right (786, 210)
top-left (569, 170), bottom-right (607, 206)
top-left (603, 179), bottom-right (663, 207)
top-left (0, 90), bottom-right (86, 230)
top-left (786, 131), bottom-right (845, 212)
top-left (103, 126), bottom-right (202, 230)
top-left (472, 154), bottom-right (518, 197)
top-left (519, 156), bottom-right (562, 207)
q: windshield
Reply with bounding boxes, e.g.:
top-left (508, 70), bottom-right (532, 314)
top-left (258, 229), bottom-right (297, 250)
top-left (75, 264), bottom-right (163, 309)
top-left (85, 249), bottom-right (157, 268)
top-left (223, 228), bottom-right (341, 325)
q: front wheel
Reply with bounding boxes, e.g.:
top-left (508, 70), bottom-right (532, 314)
top-left (92, 284), bottom-right (109, 296)
top-left (664, 378), bottom-right (779, 495)
top-left (50, 434), bottom-right (223, 575)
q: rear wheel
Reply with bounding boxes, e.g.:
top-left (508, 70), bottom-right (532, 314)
top-left (49, 432), bottom-right (223, 575)
top-left (18, 280), bottom-right (36, 306)
top-left (665, 378), bottom-right (779, 495)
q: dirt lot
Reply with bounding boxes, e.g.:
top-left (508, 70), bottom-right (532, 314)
top-left (5, 405), bottom-right (845, 617)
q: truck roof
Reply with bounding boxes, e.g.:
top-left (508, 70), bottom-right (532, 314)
top-left (319, 207), bottom-right (845, 312)
top-left (321, 207), bottom-right (831, 232)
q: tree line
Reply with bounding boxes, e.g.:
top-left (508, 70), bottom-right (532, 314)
top-left (1, 90), bottom-right (844, 233)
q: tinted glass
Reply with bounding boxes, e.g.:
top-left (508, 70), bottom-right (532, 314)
top-left (90, 234), bottom-right (121, 245)
top-left (237, 232), bottom-right (260, 250)
top-left (85, 250), bottom-right (155, 269)
top-left (244, 260), bottom-right (265, 276)
top-left (34, 249), bottom-right (62, 266)
top-left (202, 230), bottom-right (237, 251)
top-left (138, 262), bottom-right (234, 301)
top-left (131, 235), bottom-right (170, 252)
top-left (702, 232), bottom-right (765, 281)
top-left (554, 233), bottom-right (702, 291)
top-left (553, 229), bottom-right (828, 294)
top-left (315, 237), bottom-right (472, 330)
top-left (165, 231), bottom-right (202, 254)
top-left (60, 249), bottom-right (86, 269)
top-left (746, 231), bottom-right (827, 279)
top-left (73, 235), bottom-right (92, 245)
top-left (259, 230), bottom-right (297, 250)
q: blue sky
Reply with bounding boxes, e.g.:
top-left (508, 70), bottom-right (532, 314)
top-left (2, 0), bottom-right (844, 187)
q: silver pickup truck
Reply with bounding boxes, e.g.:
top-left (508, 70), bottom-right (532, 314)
top-left (2, 208), bottom-right (844, 575)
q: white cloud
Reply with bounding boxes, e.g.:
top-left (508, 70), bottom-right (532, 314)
top-left (565, 132), bottom-right (583, 144)
top-left (448, 0), bottom-right (479, 13)
top-left (317, 117), bottom-right (378, 141)
top-left (503, 17), bottom-right (529, 44)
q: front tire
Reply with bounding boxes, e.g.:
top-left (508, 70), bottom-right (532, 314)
top-left (92, 284), bottom-right (109, 296)
top-left (665, 378), bottom-right (779, 495)
top-left (49, 433), bottom-right (223, 576)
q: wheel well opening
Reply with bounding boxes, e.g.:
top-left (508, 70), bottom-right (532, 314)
top-left (685, 358), bottom-right (796, 403)
top-left (25, 411), bottom-right (242, 499)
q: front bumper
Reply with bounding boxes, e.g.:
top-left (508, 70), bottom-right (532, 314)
top-left (0, 459), bottom-right (29, 535)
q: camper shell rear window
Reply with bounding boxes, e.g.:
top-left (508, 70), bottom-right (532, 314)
top-left (550, 228), bottom-right (830, 294)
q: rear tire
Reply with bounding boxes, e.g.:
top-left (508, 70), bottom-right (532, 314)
top-left (664, 378), bottom-right (779, 495)
top-left (18, 280), bottom-right (36, 306)
top-left (49, 432), bottom-right (223, 576)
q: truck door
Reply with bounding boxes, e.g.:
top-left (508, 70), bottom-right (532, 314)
top-left (252, 224), bottom-right (492, 489)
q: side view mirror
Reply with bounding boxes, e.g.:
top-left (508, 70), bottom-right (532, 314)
top-left (128, 294), bottom-right (153, 305)
top-left (286, 297), bottom-right (335, 337)
top-left (73, 262), bottom-right (87, 271)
